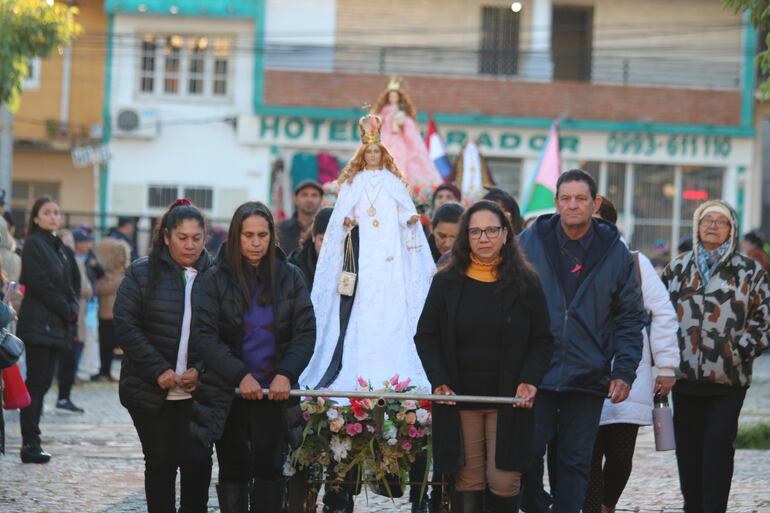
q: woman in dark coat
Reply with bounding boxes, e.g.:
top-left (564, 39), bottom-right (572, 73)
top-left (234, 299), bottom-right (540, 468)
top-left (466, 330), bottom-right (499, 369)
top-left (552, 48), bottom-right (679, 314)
top-left (414, 200), bottom-right (553, 513)
top-left (16, 196), bottom-right (78, 464)
top-left (190, 201), bottom-right (315, 513)
top-left (113, 199), bottom-right (214, 513)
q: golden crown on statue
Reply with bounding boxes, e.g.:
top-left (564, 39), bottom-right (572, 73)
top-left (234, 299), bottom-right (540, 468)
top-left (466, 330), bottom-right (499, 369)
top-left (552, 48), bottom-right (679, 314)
top-left (358, 113), bottom-right (383, 144)
top-left (387, 75), bottom-right (402, 91)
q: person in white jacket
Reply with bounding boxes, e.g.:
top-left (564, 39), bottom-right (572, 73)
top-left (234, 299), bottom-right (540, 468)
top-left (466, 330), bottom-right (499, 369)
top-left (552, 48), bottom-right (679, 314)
top-left (583, 197), bottom-right (680, 513)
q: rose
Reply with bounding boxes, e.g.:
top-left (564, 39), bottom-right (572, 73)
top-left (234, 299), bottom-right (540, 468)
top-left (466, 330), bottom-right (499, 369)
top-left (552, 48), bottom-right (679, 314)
top-left (416, 408), bottom-right (430, 424)
top-left (329, 418), bottom-right (344, 433)
top-left (389, 374), bottom-right (400, 386)
top-left (404, 400), bottom-right (417, 411)
top-left (395, 378), bottom-right (412, 392)
top-left (345, 423), bottom-right (363, 437)
top-left (401, 439), bottom-right (412, 451)
top-left (405, 412), bottom-right (417, 425)
top-left (357, 377), bottom-right (368, 388)
top-left (303, 411), bottom-right (311, 422)
top-left (418, 400), bottom-right (432, 411)
top-left (408, 425), bottom-right (419, 438)
top-left (326, 408), bottom-right (339, 420)
top-left (367, 425), bottom-right (376, 433)
top-left (387, 438), bottom-right (398, 446)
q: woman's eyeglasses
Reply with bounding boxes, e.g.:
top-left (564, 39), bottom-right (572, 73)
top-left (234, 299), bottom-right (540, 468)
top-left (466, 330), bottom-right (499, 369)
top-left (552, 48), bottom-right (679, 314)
top-left (468, 226), bottom-right (503, 240)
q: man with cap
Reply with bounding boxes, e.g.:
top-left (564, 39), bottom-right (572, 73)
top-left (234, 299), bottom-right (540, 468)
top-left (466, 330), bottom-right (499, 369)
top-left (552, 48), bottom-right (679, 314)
top-left (108, 216), bottom-right (138, 261)
top-left (662, 200), bottom-right (770, 513)
top-left (278, 179), bottom-right (323, 254)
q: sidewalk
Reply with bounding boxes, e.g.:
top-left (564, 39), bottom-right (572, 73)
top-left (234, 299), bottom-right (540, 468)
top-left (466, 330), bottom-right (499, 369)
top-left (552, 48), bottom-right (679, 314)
top-left (0, 357), bottom-right (768, 512)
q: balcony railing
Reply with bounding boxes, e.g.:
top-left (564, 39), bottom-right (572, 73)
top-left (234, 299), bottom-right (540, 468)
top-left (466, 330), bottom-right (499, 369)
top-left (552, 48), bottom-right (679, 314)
top-left (263, 43), bottom-right (742, 90)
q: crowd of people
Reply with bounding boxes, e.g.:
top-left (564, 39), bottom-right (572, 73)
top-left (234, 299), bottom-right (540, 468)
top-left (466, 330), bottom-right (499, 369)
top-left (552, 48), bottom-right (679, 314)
top-left (2, 116), bottom-right (769, 513)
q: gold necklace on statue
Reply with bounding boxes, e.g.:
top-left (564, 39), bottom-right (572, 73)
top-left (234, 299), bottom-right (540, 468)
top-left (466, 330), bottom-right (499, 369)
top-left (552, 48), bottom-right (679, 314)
top-left (363, 183), bottom-right (381, 227)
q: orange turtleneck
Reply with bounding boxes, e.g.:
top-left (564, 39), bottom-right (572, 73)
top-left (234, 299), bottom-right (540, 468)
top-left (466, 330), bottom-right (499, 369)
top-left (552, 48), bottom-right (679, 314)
top-left (466, 254), bottom-right (500, 283)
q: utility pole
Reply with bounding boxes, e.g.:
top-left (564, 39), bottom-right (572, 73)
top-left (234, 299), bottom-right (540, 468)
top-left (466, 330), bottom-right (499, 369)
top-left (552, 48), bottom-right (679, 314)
top-left (0, 105), bottom-right (13, 205)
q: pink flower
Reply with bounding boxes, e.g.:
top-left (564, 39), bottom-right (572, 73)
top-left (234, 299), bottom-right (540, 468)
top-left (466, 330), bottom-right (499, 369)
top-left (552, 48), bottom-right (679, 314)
top-left (395, 378), bottom-right (412, 392)
top-left (357, 377), bottom-right (368, 388)
top-left (389, 374), bottom-right (400, 386)
top-left (345, 423), bottom-right (363, 436)
top-left (303, 411), bottom-right (311, 421)
top-left (408, 425), bottom-right (419, 438)
top-left (401, 439), bottom-right (412, 451)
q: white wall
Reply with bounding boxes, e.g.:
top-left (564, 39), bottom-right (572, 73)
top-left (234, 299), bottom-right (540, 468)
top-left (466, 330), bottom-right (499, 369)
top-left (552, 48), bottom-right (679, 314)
top-left (108, 14), bottom-right (272, 220)
top-left (264, 0), bottom-right (337, 70)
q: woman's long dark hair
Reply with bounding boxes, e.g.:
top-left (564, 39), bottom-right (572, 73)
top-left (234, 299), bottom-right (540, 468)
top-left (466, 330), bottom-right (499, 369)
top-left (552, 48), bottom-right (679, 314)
top-left (26, 195), bottom-right (59, 238)
top-left (226, 201), bottom-right (277, 307)
top-left (148, 199), bottom-right (206, 284)
top-left (446, 200), bottom-right (534, 294)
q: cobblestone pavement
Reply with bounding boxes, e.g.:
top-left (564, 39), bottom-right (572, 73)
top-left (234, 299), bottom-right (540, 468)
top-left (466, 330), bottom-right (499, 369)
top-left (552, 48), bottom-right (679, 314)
top-left (1, 358), bottom-right (768, 513)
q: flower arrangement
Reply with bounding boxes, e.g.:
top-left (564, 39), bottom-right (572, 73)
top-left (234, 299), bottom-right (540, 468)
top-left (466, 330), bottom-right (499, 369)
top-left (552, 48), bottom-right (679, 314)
top-left (289, 375), bottom-right (432, 495)
top-left (409, 183), bottom-right (438, 215)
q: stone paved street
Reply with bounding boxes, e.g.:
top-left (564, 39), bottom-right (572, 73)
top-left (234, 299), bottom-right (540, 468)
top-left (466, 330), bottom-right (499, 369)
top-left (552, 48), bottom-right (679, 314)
top-left (1, 357), bottom-right (769, 513)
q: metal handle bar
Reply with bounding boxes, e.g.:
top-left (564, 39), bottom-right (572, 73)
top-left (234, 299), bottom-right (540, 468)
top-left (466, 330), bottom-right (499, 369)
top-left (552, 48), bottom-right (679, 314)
top-left (234, 388), bottom-right (524, 405)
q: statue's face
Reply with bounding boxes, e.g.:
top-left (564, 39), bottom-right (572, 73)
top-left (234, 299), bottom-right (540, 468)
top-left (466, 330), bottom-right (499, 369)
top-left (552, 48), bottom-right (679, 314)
top-left (364, 144), bottom-right (382, 168)
top-left (387, 90), bottom-right (400, 105)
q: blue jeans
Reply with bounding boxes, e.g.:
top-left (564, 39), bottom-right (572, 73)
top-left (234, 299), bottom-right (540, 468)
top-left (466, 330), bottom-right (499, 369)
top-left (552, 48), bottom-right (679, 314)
top-left (521, 390), bottom-right (604, 513)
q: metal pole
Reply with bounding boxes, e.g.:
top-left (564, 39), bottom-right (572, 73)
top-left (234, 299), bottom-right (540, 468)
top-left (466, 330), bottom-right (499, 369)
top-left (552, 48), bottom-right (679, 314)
top-left (0, 106), bottom-right (13, 205)
top-left (235, 388), bottom-right (524, 405)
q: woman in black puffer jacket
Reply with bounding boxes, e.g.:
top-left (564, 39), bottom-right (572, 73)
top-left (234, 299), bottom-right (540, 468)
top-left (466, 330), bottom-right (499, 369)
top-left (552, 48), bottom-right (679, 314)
top-left (190, 201), bottom-right (315, 513)
top-left (17, 196), bottom-right (78, 464)
top-left (114, 200), bottom-right (213, 513)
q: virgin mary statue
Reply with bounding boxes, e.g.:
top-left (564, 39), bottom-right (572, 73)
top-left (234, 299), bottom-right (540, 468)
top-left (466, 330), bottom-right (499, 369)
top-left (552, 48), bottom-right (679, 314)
top-left (299, 114), bottom-right (435, 393)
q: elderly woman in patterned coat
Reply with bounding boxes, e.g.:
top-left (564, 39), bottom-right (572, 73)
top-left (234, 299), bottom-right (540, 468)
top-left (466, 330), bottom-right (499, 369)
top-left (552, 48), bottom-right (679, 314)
top-left (662, 199), bottom-right (770, 513)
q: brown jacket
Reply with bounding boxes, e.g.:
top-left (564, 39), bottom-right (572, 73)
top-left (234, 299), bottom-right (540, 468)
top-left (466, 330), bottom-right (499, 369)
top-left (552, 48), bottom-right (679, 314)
top-left (96, 238), bottom-right (130, 320)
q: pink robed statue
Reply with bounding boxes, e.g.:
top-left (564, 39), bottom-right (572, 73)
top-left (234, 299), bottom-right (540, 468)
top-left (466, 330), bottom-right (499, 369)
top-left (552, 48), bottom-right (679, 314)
top-left (372, 77), bottom-right (443, 189)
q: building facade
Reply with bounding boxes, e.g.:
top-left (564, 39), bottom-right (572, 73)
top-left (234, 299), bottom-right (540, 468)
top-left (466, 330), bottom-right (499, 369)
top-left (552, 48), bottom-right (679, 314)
top-left (101, 0), bottom-right (756, 254)
top-left (12, 0), bottom-right (108, 232)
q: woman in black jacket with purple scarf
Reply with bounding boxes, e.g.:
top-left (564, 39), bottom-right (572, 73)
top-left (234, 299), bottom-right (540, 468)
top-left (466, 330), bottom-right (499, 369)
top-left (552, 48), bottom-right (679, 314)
top-left (190, 201), bottom-right (315, 513)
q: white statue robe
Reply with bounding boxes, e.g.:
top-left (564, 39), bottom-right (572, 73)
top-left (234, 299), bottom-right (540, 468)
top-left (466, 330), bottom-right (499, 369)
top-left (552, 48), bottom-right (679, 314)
top-left (300, 169), bottom-right (435, 394)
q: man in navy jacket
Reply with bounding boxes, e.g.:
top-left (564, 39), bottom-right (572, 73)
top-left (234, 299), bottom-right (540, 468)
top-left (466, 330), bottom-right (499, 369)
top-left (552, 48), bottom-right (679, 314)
top-left (519, 169), bottom-right (645, 513)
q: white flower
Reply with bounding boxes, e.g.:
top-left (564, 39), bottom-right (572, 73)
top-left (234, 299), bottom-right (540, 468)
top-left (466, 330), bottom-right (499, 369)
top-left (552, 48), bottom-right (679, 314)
top-left (404, 400), bottom-right (417, 410)
top-left (330, 436), bottom-right (352, 461)
top-left (367, 424), bottom-right (376, 433)
top-left (383, 424), bottom-right (398, 441)
top-left (326, 408), bottom-right (339, 420)
top-left (282, 457), bottom-right (297, 477)
top-left (387, 438), bottom-right (398, 446)
top-left (416, 408), bottom-right (430, 424)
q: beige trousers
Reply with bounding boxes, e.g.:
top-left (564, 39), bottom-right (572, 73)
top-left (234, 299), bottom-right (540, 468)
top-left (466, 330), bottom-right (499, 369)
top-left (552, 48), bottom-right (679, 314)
top-left (456, 409), bottom-right (521, 497)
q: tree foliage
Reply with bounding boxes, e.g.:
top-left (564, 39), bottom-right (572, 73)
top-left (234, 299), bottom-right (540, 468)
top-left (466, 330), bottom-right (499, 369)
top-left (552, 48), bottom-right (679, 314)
top-left (723, 0), bottom-right (770, 96)
top-left (0, 0), bottom-right (81, 111)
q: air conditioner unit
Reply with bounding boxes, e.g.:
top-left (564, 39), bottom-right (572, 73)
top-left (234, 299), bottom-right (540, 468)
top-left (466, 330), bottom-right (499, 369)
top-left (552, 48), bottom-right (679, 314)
top-left (113, 107), bottom-right (159, 139)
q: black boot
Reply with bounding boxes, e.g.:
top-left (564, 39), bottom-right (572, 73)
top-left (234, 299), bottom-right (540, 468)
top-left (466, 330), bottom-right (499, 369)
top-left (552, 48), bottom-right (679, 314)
top-left (489, 493), bottom-right (520, 513)
top-left (217, 482), bottom-right (249, 513)
top-left (453, 491), bottom-right (484, 513)
top-left (250, 478), bottom-right (284, 513)
top-left (322, 484), bottom-right (352, 513)
top-left (20, 444), bottom-right (51, 464)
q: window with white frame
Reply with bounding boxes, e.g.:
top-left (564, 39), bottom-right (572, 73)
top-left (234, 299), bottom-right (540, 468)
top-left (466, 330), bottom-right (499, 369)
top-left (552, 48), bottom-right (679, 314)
top-left (148, 185), bottom-right (214, 210)
top-left (138, 34), bottom-right (232, 100)
top-left (23, 57), bottom-right (41, 91)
